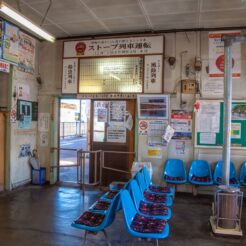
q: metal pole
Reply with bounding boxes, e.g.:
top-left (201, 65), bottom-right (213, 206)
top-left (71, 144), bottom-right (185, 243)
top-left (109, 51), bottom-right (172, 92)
top-left (222, 40), bottom-right (233, 186)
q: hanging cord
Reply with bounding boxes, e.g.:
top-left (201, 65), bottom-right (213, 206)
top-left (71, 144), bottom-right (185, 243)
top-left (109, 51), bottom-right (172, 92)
top-left (40, 0), bottom-right (52, 27)
top-left (16, 0), bottom-right (22, 12)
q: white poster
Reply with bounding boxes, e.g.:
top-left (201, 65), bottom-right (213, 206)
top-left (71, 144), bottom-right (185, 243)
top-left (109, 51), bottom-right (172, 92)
top-left (175, 140), bottom-right (186, 155)
top-left (40, 132), bottom-right (49, 147)
top-left (107, 126), bottom-right (126, 143)
top-left (144, 55), bottom-right (163, 93)
top-left (163, 125), bottom-right (175, 143)
top-left (109, 101), bottom-right (126, 126)
top-left (62, 58), bottom-right (78, 94)
top-left (64, 36), bottom-right (164, 58)
top-left (231, 123), bottom-right (241, 139)
top-left (202, 80), bottom-right (224, 98)
top-left (97, 108), bottom-right (108, 122)
top-left (38, 113), bottom-right (50, 132)
top-left (198, 101), bottom-right (220, 133)
top-left (18, 31), bottom-right (35, 74)
top-left (200, 132), bottom-right (216, 144)
top-left (17, 83), bottom-right (30, 100)
top-left (209, 31), bottom-right (241, 78)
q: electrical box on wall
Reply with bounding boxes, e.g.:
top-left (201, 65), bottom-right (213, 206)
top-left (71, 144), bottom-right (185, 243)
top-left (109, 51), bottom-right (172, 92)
top-left (181, 79), bottom-right (198, 94)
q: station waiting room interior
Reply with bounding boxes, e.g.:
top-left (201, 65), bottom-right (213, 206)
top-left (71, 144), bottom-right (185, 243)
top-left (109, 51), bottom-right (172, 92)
top-left (0, 0), bottom-right (246, 245)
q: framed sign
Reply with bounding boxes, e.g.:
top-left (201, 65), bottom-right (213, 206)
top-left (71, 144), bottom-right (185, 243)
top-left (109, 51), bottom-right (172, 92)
top-left (64, 35), bottom-right (163, 58)
top-left (144, 55), bottom-right (163, 93)
top-left (62, 58), bottom-right (78, 94)
top-left (137, 94), bottom-right (169, 119)
top-left (79, 57), bottom-right (143, 93)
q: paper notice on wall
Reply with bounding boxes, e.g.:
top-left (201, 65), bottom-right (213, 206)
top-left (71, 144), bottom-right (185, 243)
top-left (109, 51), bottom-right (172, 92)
top-left (175, 140), bottom-right (186, 155)
top-left (139, 120), bottom-right (149, 135)
top-left (171, 110), bottom-right (192, 140)
top-left (38, 113), bottom-right (50, 132)
top-left (40, 132), bottom-right (49, 147)
top-left (147, 120), bottom-right (168, 146)
top-left (209, 31), bottom-right (241, 78)
top-left (198, 101), bottom-right (220, 133)
top-left (10, 108), bottom-right (17, 123)
top-left (109, 101), bottom-right (126, 126)
top-left (19, 143), bottom-right (31, 158)
top-left (17, 83), bottom-right (30, 100)
top-left (148, 147), bottom-right (162, 159)
top-left (200, 132), bottom-right (216, 144)
top-left (162, 125), bottom-right (175, 143)
top-left (107, 126), bottom-right (126, 143)
top-left (18, 100), bottom-right (32, 129)
top-left (202, 80), bottom-right (224, 98)
top-left (97, 108), bottom-right (108, 122)
top-left (231, 123), bottom-right (241, 139)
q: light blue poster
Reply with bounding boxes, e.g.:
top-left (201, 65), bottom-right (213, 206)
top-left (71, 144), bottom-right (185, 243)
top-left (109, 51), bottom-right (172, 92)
top-left (18, 101), bottom-right (32, 129)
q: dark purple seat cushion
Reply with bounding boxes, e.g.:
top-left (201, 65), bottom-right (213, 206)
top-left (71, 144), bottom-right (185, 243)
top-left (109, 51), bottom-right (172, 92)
top-left (105, 190), bottom-right (119, 199)
top-left (74, 211), bottom-right (105, 227)
top-left (217, 177), bottom-right (238, 184)
top-left (164, 175), bottom-right (183, 181)
top-left (191, 175), bottom-right (210, 182)
top-left (144, 191), bottom-right (167, 203)
top-left (149, 185), bottom-right (171, 193)
top-left (131, 214), bottom-right (167, 233)
top-left (139, 201), bottom-right (168, 216)
top-left (93, 200), bottom-right (111, 211)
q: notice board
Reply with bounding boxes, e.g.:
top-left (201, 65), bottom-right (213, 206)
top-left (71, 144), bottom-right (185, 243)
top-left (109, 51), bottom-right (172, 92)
top-left (195, 100), bottom-right (246, 149)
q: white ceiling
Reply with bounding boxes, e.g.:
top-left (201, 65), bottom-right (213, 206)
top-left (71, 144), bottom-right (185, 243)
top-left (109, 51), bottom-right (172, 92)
top-left (4, 0), bottom-right (246, 38)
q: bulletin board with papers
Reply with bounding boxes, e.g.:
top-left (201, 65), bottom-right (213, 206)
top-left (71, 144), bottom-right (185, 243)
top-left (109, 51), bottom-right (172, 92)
top-left (195, 100), bottom-right (246, 149)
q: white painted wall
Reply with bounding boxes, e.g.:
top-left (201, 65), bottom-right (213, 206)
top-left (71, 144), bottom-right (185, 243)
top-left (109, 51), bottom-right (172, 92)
top-left (9, 68), bottom-right (38, 189)
top-left (38, 31), bottom-right (246, 192)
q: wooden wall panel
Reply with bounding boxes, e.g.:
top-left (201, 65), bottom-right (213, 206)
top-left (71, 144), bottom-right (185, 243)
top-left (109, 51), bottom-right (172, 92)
top-left (0, 112), bottom-right (5, 188)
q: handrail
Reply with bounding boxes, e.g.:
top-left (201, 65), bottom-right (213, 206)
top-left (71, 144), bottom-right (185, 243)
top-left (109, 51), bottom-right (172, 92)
top-left (50, 147), bottom-right (135, 189)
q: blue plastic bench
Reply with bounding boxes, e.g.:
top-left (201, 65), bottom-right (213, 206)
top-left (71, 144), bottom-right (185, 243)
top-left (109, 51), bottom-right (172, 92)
top-left (213, 160), bottom-right (240, 186)
top-left (129, 179), bottom-right (171, 220)
top-left (239, 162), bottom-right (246, 186)
top-left (71, 194), bottom-right (120, 246)
top-left (188, 160), bottom-right (213, 185)
top-left (135, 172), bottom-right (173, 206)
top-left (141, 166), bottom-right (175, 196)
top-left (163, 159), bottom-right (187, 184)
top-left (120, 189), bottom-right (169, 246)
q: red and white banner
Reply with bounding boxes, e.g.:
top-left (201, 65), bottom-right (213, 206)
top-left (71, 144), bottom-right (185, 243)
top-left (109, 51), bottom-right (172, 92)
top-left (208, 31), bottom-right (241, 78)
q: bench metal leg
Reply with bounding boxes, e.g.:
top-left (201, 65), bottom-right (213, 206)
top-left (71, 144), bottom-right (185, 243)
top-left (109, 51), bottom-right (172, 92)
top-left (156, 239), bottom-right (159, 246)
top-left (102, 229), bottom-right (111, 246)
top-left (82, 231), bottom-right (88, 246)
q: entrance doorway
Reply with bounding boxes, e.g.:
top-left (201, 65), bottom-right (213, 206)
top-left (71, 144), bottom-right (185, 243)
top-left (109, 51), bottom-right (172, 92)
top-left (59, 99), bottom-right (90, 183)
top-left (90, 99), bottom-right (135, 186)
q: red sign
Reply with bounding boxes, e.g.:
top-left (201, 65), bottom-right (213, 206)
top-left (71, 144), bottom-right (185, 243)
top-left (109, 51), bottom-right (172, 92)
top-left (75, 42), bottom-right (86, 56)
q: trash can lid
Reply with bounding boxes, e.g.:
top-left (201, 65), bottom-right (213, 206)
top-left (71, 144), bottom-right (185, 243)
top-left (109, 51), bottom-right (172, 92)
top-left (218, 185), bottom-right (240, 193)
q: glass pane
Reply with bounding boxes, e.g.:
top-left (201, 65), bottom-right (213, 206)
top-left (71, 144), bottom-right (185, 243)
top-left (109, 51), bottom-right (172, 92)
top-left (93, 101), bottom-right (109, 142)
top-left (79, 57), bottom-right (143, 93)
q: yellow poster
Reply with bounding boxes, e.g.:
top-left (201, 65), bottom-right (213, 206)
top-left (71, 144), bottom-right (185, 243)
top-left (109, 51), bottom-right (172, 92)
top-left (148, 147), bottom-right (162, 159)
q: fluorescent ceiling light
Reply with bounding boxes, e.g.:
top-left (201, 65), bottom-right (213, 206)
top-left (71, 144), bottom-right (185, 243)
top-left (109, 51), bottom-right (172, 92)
top-left (0, 1), bottom-right (55, 42)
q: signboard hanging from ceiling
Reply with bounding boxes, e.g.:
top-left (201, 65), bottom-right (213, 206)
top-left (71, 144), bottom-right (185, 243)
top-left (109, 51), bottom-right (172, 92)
top-left (208, 30), bottom-right (241, 78)
top-left (63, 36), bottom-right (164, 57)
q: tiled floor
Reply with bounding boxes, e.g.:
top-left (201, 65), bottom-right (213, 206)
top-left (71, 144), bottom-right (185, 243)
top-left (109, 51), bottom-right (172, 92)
top-left (0, 186), bottom-right (245, 246)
